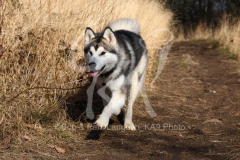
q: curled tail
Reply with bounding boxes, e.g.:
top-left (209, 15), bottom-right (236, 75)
top-left (108, 18), bottom-right (140, 35)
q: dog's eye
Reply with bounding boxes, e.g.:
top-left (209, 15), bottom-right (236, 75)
top-left (100, 52), bottom-right (106, 56)
top-left (89, 51), bottom-right (93, 56)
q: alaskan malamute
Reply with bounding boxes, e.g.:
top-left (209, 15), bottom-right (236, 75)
top-left (84, 18), bottom-right (148, 130)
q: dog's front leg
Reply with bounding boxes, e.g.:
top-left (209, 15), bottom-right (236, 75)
top-left (95, 91), bottom-right (126, 129)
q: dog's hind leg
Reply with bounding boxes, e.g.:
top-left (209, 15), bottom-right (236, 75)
top-left (125, 52), bottom-right (147, 130)
top-left (124, 73), bottom-right (140, 131)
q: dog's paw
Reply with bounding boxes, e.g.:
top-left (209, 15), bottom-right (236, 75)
top-left (94, 117), bottom-right (109, 130)
top-left (124, 121), bottom-right (136, 131)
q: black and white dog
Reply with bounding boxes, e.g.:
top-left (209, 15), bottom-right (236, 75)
top-left (84, 18), bottom-right (148, 130)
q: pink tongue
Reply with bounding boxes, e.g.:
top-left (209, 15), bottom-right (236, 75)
top-left (89, 72), bottom-right (98, 77)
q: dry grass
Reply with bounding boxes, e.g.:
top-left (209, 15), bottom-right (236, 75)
top-left (176, 15), bottom-right (240, 59)
top-left (215, 15), bottom-right (240, 58)
top-left (0, 0), bottom-right (173, 141)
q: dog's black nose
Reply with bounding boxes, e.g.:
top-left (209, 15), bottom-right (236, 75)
top-left (85, 62), bottom-right (96, 73)
top-left (88, 62), bottom-right (96, 66)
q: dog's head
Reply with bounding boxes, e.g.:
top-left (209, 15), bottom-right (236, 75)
top-left (84, 27), bottom-right (118, 77)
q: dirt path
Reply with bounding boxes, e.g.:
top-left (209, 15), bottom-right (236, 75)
top-left (1, 40), bottom-right (240, 160)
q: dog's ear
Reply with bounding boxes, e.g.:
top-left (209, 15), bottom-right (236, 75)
top-left (84, 27), bottom-right (95, 45)
top-left (103, 27), bottom-right (116, 45)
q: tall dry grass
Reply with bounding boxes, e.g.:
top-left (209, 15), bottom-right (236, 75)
top-left (0, 0), bottom-right (173, 140)
top-left (176, 15), bottom-right (240, 59)
top-left (215, 15), bottom-right (240, 58)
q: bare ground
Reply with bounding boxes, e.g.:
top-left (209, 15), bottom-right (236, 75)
top-left (1, 40), bottom-right (240, 160)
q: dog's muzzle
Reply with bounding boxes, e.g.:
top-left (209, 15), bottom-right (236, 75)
top-left (85, 63), bottom-right (106, 77)
top-left (85, 62), bottom-right (96, 72)
top-left (85, 62), bottom-right (99, 77)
